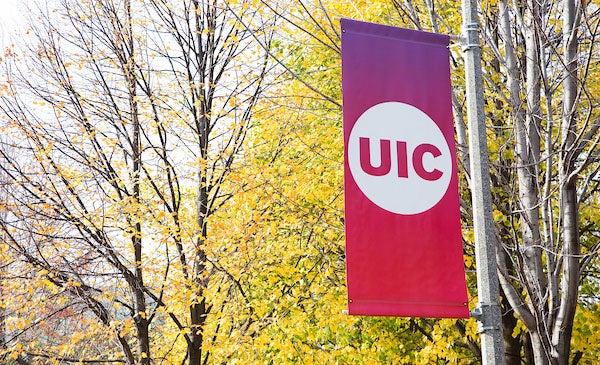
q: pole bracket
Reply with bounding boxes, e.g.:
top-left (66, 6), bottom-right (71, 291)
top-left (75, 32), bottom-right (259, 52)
top-left (471, 302), bottom-right (501, 333)
top-left (470, 306), bottom-right (483, 319)
top-left (462, 22), bottom-right (481, 51)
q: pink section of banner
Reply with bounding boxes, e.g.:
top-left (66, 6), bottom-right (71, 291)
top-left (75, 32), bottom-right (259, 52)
top-left (341, 19), bottom-right (469, 318)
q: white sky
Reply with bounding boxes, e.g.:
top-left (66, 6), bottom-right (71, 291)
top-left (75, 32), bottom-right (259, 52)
top-left (0, 0), bottom-right (28, 49)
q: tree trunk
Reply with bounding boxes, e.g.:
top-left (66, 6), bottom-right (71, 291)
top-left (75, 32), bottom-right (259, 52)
top-left (501, 294), bottom-right (522, 365)
top-left (123, 0), bottom-right (151, 361)
top-left (530, 330), bottom-right (550, 365)
top-left (551, 1), bottom-right (581, 364)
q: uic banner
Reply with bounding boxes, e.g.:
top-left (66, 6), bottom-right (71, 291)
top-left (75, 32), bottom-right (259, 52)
top-left (341, 18), bottom-right (469, 318)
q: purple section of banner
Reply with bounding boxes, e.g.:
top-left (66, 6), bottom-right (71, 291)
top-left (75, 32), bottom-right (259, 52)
top-left (342, 18), bottom-right (469, 318)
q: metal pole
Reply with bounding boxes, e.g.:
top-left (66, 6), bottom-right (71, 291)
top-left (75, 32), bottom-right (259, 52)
top-left (461, 0), bottom-right (505, 364)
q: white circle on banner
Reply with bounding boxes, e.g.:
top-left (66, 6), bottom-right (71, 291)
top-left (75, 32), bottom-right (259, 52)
top-left (347, 102), bottom-right (452, 215)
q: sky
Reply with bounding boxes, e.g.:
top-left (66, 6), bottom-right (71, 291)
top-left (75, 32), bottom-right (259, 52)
top-left (0, 0), bottom-right (27, 49)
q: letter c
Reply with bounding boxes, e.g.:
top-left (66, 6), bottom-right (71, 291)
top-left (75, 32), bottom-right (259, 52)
top-left (413, 143), bottom-right (443, 181)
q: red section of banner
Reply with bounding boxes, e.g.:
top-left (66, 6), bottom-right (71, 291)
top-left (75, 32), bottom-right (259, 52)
top-left (341, 18), bottom-right (469, 318)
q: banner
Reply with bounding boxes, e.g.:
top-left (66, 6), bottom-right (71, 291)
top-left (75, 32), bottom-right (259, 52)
top-left (341, 18), bottom-right (469, 318)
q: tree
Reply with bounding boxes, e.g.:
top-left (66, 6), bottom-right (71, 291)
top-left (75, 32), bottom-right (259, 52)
top-left (476, 0), bottom-right (600, 363)
top-left (0, 0), bottom-right (276, 363)
top-left (249, 1), bottom-right (482, 363)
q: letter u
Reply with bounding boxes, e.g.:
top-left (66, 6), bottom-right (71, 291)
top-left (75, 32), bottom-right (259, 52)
top-left (359, 137), bottom-right (391, 176)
